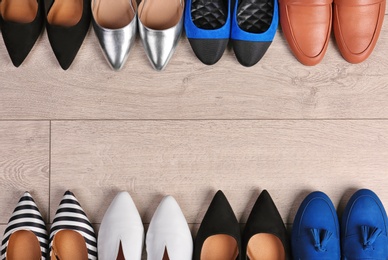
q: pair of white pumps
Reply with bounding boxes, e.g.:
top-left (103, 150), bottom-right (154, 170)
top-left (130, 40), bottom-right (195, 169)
top-left (98, 192), bottom-right (193, 259)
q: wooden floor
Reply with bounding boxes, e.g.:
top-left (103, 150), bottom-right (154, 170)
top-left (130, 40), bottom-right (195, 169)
top-left (0, 10), bottom-right (388, 257)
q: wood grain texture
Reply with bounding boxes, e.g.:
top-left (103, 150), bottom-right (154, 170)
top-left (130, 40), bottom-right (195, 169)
top-left (51, 120), bottom-right (388, 225)
top-left (0, 121), bottom-right (49, 223)
top-left (0, 16), bottom-right (387, 120)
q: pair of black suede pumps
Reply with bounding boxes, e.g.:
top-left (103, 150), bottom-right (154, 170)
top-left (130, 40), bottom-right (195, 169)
top-left (194, 190), bottom-right (290, 259)
top-left (0, 0), bottom-right (90, 70)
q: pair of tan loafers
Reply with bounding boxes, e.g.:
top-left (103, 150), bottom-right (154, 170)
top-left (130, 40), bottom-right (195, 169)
top-left (279, 0), bottom-right (385, 65)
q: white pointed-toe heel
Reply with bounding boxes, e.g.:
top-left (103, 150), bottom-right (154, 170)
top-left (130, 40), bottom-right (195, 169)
top-left (146, 196), bottom-right (193, 260)
top-left (1, 192), bottom-right (49, 260)
top-left (138, 0), bottom-right (184, 71)
top-left (92, 0), bottom-right (137, 70)
top-left (98, 191), bottom-right (144, 260)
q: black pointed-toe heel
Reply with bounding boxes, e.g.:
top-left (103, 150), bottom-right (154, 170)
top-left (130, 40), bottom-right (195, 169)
top-left (242, 190), bottom-right (290, 260)
top-left (0, 0), bottom-right (44, 67)
top-left (193, 190), bottom-right (241, 260)
top-left (45, 0), bottom-right (91, 70)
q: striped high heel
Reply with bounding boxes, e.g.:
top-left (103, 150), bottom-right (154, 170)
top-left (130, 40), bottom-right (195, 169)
top-left (49, 191), bottom-right (97, 260)
top-left (1, 192), bottom-right (49, 260)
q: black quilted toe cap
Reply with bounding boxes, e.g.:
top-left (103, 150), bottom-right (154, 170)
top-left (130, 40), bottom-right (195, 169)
top-left (232, 40), bottom-right (271, 67)
top-left (188, 38), bottom-right (229, 65)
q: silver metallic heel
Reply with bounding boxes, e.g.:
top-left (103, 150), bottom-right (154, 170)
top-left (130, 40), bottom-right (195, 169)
top-left (92, 0), bottom-right (137, 70)
top-left (138, 0), bottom-right (184, 71)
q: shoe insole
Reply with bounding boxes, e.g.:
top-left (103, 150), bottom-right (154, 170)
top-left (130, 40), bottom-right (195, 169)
top-left (247, 234), bottom-right (285, 260)
top-left (138, 0), bottom-right (183, 30)
top-left (162, 247), bottom-right (170, 260)
top-left (92, 0), bottom-right (136, 29)
top-left (47, 0), bottom-right (83, 27)
top-left (7, 230), bottom-right (41, 260)
top-left (0, 0), bottom-right (38, 23)
top-left (51, 230), bottom-right (88, 260)
top-left (237, 0), bottom-right (273, 33)
top-left (201, 234), bottom-right (239, 260)
top-left (116, 241), bottom-right (125, 260)
top-left (191, 0), bottom-right (227, 29)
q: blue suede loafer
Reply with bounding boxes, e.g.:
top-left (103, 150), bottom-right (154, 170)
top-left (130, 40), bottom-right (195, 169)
top-left (292, 191), bottom-right (340, 260)
top-left (231, 0), bottom-right (278, 66)
top-left (184, 0), bottom-right (231, 65)
top-left (341, 189), bottom-right (388, 260)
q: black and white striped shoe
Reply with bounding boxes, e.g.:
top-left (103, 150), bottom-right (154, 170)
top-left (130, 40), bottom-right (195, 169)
top-left (49, 190), bottom-right (97, 260)
top-left (1, 191), bottom-right (48, 260)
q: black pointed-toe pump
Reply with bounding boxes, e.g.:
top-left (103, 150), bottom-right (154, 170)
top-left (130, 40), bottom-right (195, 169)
top-left (194, 190), bottom-right (241, 260)
top-left (242, 190), bottom-right (290, 260)
top-left (0, 0), bottom-right (44, 67)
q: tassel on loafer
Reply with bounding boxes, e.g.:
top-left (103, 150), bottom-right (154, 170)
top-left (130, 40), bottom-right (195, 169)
top-left (138, 0), bottom-right (184, 71)
top-left (91, 0), bottom-right (137, 70)
top-left (45, 0), bottom-right (91, 70)
top-left (1, 192), bottom-right (49, 260)
top-left (242, 190), bottom-right (290, 259)
top-left (193, 190), bottom-right (241, 260)
top-left (0, 0), bottom-right (44, 67)
top-left (184, 0), bottom-right (231, 65)
top-left (341, 189), bottom-right (388, 259)
top-left (231, 0), bottom-right (278, 66)
top-left (291, 191), bottom-right (340, 259)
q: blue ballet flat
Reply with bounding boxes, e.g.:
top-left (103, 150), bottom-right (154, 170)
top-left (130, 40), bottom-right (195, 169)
top-left (231, 0), bottom-right (278, 66)
top-left (291, 191), bottom-right (341, 260)
top-left (184, 0), bottom-right (231, 65)
top-left (341, 189), bottom-right (388, 259)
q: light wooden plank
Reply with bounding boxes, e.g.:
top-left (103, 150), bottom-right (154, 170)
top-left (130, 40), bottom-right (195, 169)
top-left (51, 120), bottom-right (388, 225)
top-left (0, 16), bottom-right (387, 120)
top-left (0, 121), bottom-right (49, 223)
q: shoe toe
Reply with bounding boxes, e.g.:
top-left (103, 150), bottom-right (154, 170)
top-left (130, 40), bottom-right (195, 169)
top-left (341, 189), bottom-right (388, 259)
top-left (188, 38), bottom-right (228, 65)
top-left (98, 192), bottom-right (143, 260)
top-left (147, 196), bottom-right (192, 260)
top-left (0, 20), bottom-right (43, 67)
top-left (92, 17), bottom-right (137, 71)
top-left (138, 17), bottom-right (183, 71)
top-left (333, 0), bottom-right (385, 63)
top-left (47, 31), bottom-right (83, 70)
top-left (232, 40), bottom-right (271, 67)
top-left (279, 0), bottom-right (332, 65)
top-left (292, 191), bottom-right (340, 259)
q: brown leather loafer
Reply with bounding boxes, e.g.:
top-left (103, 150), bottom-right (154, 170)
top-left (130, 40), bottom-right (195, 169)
top-left (279, 0), bottom-right (333, 66)
top-left (333, 0), bottom-right (385, 63)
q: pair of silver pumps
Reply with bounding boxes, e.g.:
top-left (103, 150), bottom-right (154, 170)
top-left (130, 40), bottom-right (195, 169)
top-left (92, 0), bottom-right (184, 71)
